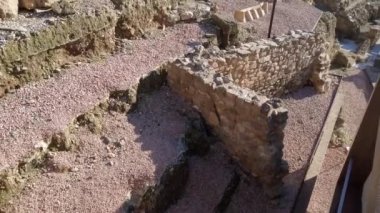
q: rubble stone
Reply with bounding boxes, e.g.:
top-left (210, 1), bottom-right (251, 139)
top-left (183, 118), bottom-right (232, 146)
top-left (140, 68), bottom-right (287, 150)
top-left (335, 2), bottom-right (371, 39)
top-left (179, 10), bottom-right (194, 21)
top-left (314, 12), bottom-right (338, 58)
top-left (357, 39), bottom-right (371, 57)
top-left (332, 49), bottom-right (357, 68)
top-left (211, 14), bottom-right (256, 49)
top-left (51, 0), bottom-right (75, 15)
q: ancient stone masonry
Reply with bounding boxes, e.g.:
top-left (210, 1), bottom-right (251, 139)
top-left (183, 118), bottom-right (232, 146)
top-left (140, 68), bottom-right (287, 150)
top-left (207, 30), bottom-right (330, 96)
top-left (0, 10), bottom-right (116, 97)
top-left (314, 12), bottom-right (338, 57)
top-left (166, 53), bottom-right (289, 198)
top-left (165, 30), bottom-right (330, 197)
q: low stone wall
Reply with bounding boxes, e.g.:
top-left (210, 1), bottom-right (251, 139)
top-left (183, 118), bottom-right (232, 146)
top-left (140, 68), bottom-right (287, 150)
top-left (165, 30), bottom-right (331, 197)
top-left (207, 30), bottom-right (330, 97)
top-left (0, 10), bottom-right (116, 97)
top-left (166, 55), bottom-right (289, 197)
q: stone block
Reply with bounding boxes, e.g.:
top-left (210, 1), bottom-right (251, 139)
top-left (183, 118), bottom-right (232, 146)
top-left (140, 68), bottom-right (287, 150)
top-left (332, 49), bottom-right (356, 68)
top-left (0, 0), bottom-right (18, 18)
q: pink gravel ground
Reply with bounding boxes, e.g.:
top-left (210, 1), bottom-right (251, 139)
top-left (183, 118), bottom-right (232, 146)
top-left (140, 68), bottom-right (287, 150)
top-left (0, 23), bottom-right (204, 171)
top-left (167, 145), bottom-right (235, 213)
top-left (226, 84), bottom-right (337, 212)
top-left (212, 0), bottom-right (322, 39)
top-left (308, 68), bottom-right (372, 212)
top-left (5, 87), bottom-right (192, 212)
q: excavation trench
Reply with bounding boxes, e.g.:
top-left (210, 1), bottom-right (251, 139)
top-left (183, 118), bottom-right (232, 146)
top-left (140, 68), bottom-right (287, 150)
top-left (0, 68), bottom-right (240, 212)
top-left (0, 0), bottom-right (343, 211)
top-left (0, 0), bottom-right (215, 100)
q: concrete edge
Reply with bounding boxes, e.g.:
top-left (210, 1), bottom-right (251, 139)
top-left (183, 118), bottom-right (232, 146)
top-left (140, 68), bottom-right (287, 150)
top-left (292, 80), bottom-right (344, 212)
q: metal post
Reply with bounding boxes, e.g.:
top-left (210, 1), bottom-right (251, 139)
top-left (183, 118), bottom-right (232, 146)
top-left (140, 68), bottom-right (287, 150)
top-left (268, 0), bottom-right (277, 38)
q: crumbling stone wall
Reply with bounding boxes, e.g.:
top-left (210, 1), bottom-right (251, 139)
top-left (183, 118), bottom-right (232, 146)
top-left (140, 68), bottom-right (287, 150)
top-left (165, 30), bottom-right (331, 196)
top-left (315, 0), bottom-right (379, 39)
top-left (335, 2), bottom-right (370, 39)
top-left (314, 0), bottom-right (356, 12)
top-left (0, 11), bottom-right (116, 97)
top-left (207, 31), bottom-right (329, 97)
top-left (166, 55), bottom-right (289, 198)
top-left (113, 0), bottom-right (174, 38)
top-left (315, 12), bottom-right (338, 57)
top-left (113, 0), bottom-right (212, 39)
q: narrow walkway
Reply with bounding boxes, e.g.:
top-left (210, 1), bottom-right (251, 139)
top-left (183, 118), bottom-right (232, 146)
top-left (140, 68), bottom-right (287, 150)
top-left (307, 39), bottom-right (375, 211)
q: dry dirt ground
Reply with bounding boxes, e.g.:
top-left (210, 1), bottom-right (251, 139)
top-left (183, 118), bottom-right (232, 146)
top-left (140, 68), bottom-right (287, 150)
top-left (5, 87), bottom-right (193, 212)
top-left (0, 23), bottom-right (203, 171)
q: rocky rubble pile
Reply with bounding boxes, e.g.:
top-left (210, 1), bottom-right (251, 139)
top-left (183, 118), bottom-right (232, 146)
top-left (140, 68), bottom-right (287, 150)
top-left (314, 0), bottom-right (380, 39)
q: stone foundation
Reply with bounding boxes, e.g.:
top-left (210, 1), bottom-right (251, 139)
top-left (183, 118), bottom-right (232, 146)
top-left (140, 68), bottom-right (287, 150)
top-left (166, 55), bottom-right (289, 198)
top-left (165, 30), bottom-right (330, 197)
top-left (207, 30), bottom-right (330, 96)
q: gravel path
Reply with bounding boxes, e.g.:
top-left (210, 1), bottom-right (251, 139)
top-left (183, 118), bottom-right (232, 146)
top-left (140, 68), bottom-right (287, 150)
top-left (167, 145), bottom-right (235, 213)
top-left (5, 88), bottom-right (192, 212)
top-left (0, 23), bottom-right (203, 171)
top-left (308, 68), bottom-right (372, 212)
top-left (212, 0), bottom-right (322, 38)
top-left (282, 84), bottom-right (338, 175)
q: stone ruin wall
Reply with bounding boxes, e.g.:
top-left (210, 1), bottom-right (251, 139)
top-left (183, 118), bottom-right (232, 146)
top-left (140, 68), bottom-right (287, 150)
top-left (0, 11), bottom-right (116, 97)
top-left (165, 30), bottom-right (329, 196)
top-left (166, 60), bottom-right (289, 197)
top-left (208, 30), bottom-right (330, 97)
